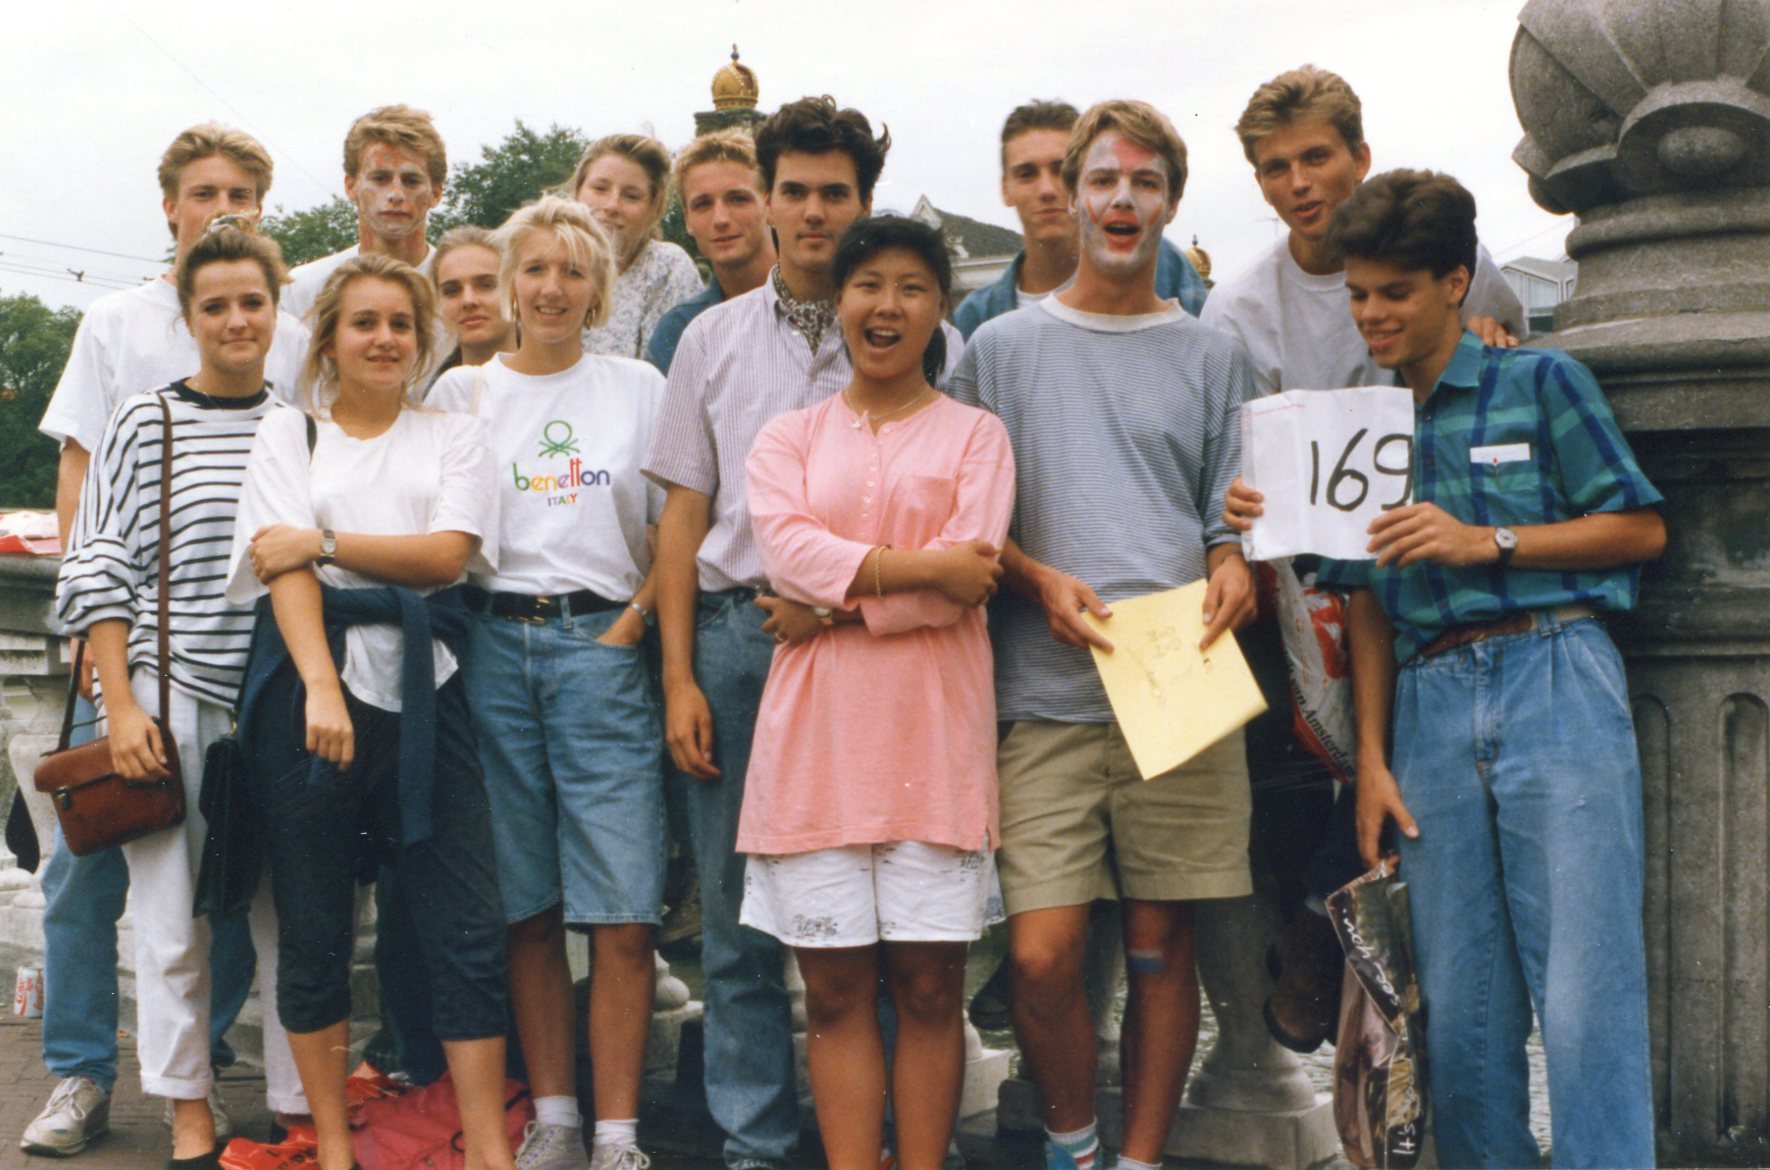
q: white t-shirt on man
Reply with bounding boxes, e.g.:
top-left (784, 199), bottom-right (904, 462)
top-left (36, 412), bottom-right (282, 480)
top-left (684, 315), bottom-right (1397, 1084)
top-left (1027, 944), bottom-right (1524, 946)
top-left (1199, 237), bottom-right (1527, 395)
top-left (40, 277), bottom-right (308, 452)
top-left (225, 405), bottom-right (498, 712)
top-left (429, 352), bottom-right (666, 600)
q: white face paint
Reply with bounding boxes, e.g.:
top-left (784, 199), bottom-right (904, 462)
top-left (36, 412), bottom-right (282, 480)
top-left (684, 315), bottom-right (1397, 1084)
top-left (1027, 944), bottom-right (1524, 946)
top-left (345, 142), bottom-right (439, 246)
top-left (1071, 130), bottom-right (1176, 279)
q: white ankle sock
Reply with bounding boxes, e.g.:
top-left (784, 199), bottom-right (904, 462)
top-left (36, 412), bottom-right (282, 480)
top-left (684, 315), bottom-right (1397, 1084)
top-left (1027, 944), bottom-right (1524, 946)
top-left (533, 1095), bottom-right (581, 1129)
top-left (593, 1118), bottom-right (638, 1150)
top-left (1118, 1157), bottom-right (1162, 1170)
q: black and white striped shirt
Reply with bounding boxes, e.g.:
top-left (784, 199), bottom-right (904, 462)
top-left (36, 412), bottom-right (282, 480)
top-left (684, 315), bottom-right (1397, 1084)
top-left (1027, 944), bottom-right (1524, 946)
top-left (56, 383), bottom-right (284, 709)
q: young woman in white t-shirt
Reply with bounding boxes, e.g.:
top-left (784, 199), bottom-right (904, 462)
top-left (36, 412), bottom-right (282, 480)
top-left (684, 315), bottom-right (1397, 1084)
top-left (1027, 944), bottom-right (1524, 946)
top-left (429, 195), bottom-right (667, 1170)
top-left (56, 222), bottom-right (307, 1170)
top-left (429, 225), bottom-right (517, 384)
top-left (568, 134), bottom-right (705, 359)
top-left (225, 255), bottom-right (515, 1170)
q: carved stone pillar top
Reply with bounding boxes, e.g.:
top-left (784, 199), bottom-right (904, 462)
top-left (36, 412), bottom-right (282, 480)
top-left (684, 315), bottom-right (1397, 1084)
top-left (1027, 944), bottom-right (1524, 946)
top-left (1509, 1), bottom-right (1770, 426)
top-left (1513, 0), bottom-right (1770, 215)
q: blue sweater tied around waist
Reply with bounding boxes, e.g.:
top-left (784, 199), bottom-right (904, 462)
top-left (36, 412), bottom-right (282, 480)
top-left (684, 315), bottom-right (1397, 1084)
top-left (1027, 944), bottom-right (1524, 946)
top-left (237, 582), bottom-right (473, 847)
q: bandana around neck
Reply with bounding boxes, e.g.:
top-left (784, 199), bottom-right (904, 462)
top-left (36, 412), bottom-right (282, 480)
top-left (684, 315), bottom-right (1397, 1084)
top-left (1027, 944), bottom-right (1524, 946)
top-left (773, 267), bottom-right (837, 353)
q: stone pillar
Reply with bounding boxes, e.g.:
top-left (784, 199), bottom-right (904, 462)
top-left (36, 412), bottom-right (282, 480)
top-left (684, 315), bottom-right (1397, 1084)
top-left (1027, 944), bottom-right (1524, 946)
top-left (1510, 4), bottom-right (1770, 1164)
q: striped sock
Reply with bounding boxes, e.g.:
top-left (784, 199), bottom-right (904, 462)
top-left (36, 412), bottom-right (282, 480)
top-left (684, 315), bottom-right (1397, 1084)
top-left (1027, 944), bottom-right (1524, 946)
top-left (1048, 1121), bottom-right (1099, 1170)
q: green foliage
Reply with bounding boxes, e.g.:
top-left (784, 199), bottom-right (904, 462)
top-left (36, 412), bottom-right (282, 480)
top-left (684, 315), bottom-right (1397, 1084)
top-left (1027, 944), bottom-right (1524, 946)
top-left (259, 197), bottom-right (359, 267)
top-left (440, 121), bottom-right (592, 231)
top-left (0, 293), bottom-right (81, 508)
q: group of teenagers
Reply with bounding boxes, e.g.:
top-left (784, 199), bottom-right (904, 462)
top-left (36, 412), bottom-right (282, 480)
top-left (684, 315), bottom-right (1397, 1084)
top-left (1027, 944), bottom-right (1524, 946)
top-left (25, 60), bottom-right (1664, 1170)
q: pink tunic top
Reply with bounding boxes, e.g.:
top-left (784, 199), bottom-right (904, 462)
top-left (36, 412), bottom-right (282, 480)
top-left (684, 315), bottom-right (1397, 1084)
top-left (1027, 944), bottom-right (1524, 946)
top-left (738, 392), bottom-right (1016, 855)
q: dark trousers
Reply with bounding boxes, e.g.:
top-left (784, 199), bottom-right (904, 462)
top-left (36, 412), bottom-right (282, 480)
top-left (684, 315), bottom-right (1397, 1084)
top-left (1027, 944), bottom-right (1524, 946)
top-left (251, 674), bottom-right (507, 1038)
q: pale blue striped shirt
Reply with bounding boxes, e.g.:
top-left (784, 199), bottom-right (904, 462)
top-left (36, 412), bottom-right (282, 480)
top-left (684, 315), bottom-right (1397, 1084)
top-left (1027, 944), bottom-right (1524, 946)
top-left (948, 297), bottom-right (1254, 722)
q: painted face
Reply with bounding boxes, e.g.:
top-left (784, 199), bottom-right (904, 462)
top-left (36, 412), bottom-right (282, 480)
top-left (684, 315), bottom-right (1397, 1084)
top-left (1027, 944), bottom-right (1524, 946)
top-left (681, 160), bottom-right (769, 271)
top-left (1344, 256), bottom-right (1470, 372)
top-left (344, 142), bottom-right (439, 246)
top-left (575, 153), bottom-right (654, 260)
top-left (767, 150), bottom-right (870, 279)
top-left (184, 258), bottom-right (276, 379)
top-left (164, 155), bottom-right (260, 259)
top-left (512, 229), bottom-right (595, 346)
top-left (1252, 119), bottom-right (1371, 241)
top-left (1001, 128), bottom-right (1073, 245)
top-left (435, 244), bottom-right (509, 351)
top-left (325, 275), bottom-right (419, 397)
top-left (836, 246), bottom-right (946, 384)
top-left (1071, 131), bottom-right (1175, 277)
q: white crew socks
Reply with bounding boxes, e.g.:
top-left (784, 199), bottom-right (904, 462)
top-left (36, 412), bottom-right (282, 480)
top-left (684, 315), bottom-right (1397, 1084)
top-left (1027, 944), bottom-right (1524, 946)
top-left (533, 1095), bottom-right (581, 1129)
top-left (593, 1118), bottom-right (639, 1151)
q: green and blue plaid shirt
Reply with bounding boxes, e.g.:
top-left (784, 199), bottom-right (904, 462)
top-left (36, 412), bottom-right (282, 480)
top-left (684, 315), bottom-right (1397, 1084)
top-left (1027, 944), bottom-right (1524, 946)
top-left (1318, 332), bottom-right (1662, 663)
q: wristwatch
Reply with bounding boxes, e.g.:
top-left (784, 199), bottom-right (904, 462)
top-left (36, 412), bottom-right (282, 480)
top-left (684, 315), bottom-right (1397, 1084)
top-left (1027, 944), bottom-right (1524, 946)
top-left (812, 606), bottom-right (836, 627)
top-left (1493, 526), bottom-right (1518, 567)
top-left (316, 529), bottom-right (338, 567)
top-left (628, 601), bottom-right (655, 628)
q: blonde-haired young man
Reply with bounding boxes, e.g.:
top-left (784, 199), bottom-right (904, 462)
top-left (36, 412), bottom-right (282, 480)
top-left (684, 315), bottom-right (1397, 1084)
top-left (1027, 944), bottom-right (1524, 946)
top-left (1206, 65), bottom-right (1530, 1059)
top-left (646, 128), bottom-right (776, 373)
top-left (282, 104), bottom-right (448, 328)
top-left (950, 99), bottom-right (1257, 1170)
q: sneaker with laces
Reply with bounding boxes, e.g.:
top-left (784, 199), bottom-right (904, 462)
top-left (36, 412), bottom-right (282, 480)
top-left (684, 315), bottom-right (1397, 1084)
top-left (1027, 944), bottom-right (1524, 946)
top-left (21, 1076), bottom-right (112, 1155)
top-left (161, 1083), bottom-right (236, 1144)
top-left (589, 1143), bottom-right (651, 1170)
top-left (516, 1121), bottom-right (589, 1170)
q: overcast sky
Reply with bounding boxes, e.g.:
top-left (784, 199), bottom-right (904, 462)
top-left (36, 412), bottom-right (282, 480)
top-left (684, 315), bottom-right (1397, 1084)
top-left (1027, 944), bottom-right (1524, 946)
top-left (4, 0), bottom-right (1570, 313)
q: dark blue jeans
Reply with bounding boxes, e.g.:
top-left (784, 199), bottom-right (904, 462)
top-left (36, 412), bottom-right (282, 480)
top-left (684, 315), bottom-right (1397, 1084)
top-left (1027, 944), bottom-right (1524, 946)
top-left (251, 675), bottom-right (507, 1039)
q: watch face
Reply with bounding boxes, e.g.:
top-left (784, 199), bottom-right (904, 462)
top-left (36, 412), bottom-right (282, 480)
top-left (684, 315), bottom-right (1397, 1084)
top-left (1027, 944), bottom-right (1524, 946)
top-left (1496, 527), bottom-right (1519, 549)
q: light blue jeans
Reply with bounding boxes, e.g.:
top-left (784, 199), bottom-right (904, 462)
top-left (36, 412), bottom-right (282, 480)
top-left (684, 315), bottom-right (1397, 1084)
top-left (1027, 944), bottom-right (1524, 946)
top-left (1393, 613), bottom-right (1654, 1169)
top-left (40, 696), bottom-right (255, 1091)
top-left (678, 590), bottom-right (798, 1170)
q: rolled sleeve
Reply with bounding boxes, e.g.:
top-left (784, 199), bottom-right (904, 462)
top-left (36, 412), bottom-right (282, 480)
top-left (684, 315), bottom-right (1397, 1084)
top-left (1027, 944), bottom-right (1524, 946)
top-left (746, 413), bottom-right (876, 610)
top-left (643, 322), bottom-right (719, 495)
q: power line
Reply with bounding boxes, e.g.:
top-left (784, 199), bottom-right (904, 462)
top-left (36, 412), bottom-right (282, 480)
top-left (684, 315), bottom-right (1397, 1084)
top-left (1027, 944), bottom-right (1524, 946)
top-left (0, 233), bottom-right (164, 264)
top-left (104, 3), bottom-right (333, 201)
top-left (0, 262), bottom-right (138, 292)
top-left (0, 248), bottom-right (157, 286)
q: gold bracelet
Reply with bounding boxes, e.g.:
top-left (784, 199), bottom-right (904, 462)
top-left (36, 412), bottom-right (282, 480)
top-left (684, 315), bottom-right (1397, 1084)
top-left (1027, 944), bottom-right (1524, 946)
top-left (874, 545), bottom-right (891, 600)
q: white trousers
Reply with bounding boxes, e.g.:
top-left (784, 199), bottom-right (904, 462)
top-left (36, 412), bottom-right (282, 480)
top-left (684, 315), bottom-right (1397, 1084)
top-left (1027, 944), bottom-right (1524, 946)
top-left (120, 673), bottom-right (306, 1112)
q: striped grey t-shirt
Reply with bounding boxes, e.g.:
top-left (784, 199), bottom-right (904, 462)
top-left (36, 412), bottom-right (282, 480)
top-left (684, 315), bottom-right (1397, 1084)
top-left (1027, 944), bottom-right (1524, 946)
top-left (948, 297), bottom-right (1254, 723)
top-left (57, 384), bottom-right (282, 709)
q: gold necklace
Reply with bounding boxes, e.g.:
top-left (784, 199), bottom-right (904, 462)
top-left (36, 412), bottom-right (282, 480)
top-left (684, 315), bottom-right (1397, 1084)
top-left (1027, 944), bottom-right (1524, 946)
top-left (844, 385), bottom-right (934, 430)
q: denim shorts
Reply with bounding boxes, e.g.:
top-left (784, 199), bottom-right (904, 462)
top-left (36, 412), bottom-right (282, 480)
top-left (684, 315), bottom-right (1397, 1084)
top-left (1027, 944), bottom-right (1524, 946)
top-left (465, 604), bottom-right (667, 927)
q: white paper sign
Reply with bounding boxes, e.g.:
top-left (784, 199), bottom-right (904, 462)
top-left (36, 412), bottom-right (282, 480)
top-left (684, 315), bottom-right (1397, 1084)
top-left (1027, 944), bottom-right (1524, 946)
top-left (1241, 386), bottom-right (1416, 562)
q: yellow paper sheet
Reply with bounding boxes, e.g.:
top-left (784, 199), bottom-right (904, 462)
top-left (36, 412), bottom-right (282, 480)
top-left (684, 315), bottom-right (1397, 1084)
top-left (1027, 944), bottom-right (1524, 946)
top-left (1083, 580), bottom-right (1268, 779)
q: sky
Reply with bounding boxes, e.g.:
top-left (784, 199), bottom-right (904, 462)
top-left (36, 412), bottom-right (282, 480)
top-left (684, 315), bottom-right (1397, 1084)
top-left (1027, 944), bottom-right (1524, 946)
top-left (2, 0), bottom-right (1572, 313)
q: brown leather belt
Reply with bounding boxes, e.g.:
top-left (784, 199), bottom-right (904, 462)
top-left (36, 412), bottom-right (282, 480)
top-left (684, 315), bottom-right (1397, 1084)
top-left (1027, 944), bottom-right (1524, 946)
top-left (1417, 604), bottom-right (1597, 660)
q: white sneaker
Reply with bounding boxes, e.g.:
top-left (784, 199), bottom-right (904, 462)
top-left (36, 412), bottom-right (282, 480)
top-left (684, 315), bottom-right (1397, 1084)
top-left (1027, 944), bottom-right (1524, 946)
top-left (160, 1083), bottom-right (235, 1144)
top-left (589, 1143), bottom-right (651, 1170)
top-left (21, 1076), bottom-right (111, 1155)
top-left (516, 1121), bottom-right (590, 1170)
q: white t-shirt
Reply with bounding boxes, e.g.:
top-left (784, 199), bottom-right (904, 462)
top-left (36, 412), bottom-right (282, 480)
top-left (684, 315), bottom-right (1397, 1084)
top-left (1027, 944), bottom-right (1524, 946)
top-left (225, 406), bottom-right (498, 712)
top-left (40, 277), bottom-right (308, 452)
top-left (283, 243), bottom-right (446, 388)
top-left (429, 353), bottom-right (665, 598)
top-left (1199, 237), bottom-right (1527, 395)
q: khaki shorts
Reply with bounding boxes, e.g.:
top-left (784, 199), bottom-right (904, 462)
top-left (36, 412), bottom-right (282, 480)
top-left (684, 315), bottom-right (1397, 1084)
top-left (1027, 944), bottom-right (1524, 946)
top-left (995, 719), bottom-right (1252, 915)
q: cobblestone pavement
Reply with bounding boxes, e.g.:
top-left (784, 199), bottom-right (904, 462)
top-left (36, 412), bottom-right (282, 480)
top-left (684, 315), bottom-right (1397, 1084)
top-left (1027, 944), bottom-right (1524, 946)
top-left (0, 934), bottom-right (1548, 1170)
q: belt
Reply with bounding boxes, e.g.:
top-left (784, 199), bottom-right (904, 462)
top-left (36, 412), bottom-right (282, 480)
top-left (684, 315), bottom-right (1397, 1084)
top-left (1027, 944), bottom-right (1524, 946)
top-left (473, 588), bottom-right (622, 623)
top-left (1417, 603), bottom-right (1597, 660)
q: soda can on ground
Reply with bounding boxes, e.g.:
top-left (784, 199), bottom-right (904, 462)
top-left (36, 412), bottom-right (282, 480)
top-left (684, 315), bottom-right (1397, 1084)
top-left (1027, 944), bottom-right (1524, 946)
top-left (13, 964), bottom-right (43, 1017)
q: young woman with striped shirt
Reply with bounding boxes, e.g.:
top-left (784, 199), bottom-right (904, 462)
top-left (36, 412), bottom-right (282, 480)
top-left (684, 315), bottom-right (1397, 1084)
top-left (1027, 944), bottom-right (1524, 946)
top-left (55, 222), bottom-right (306, 1170)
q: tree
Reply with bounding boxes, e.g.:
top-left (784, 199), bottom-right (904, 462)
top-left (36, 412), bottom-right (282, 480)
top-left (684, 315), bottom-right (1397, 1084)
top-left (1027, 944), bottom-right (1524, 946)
top-left (0, 293), bottom-right (81, 508)
top-left (440, 121), bottom-right (591, 230)
top-left (259, 197), bottom-right (359, 267)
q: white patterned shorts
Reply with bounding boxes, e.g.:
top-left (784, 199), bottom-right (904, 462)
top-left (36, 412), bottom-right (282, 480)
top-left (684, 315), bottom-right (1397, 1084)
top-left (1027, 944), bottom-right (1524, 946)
top-left (740, 841), bottom-right (1004, 948)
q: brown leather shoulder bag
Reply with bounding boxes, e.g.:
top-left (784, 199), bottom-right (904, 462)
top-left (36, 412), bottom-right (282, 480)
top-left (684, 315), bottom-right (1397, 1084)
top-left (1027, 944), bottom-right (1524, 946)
top-left (34, 392), bottom-right (185, 855)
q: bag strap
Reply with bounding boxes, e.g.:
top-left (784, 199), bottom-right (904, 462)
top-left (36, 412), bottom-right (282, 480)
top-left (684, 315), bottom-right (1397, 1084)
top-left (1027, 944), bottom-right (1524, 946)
top-left (155, 393), bottom-right (175, 725)
top-left (304, 412), bottom-right (317, 458)
top-left (55, 641), bottom-right (84, 752)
